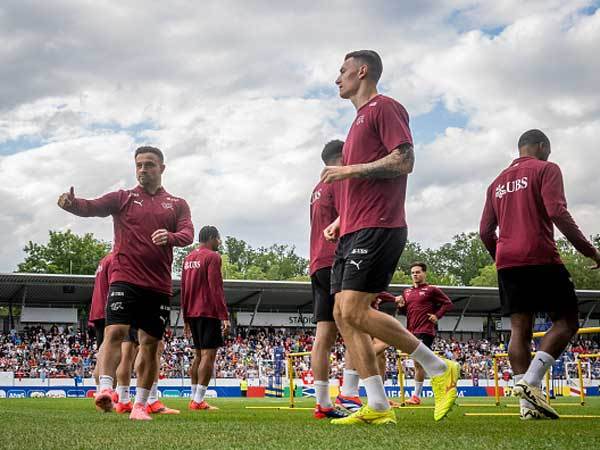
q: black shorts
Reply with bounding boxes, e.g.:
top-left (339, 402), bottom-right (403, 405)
top-left (414, 333), bottom-right (434, 349)
top-left (93, 319), bottom-right (105, 347)
top-left (498, 264), bottom-right (578, 316)
top-left (311, 268), bottom-right (335, 323)
top-left (106, 282), bottom-right (170, 339)
top-left (189, 317), bottom-right (223, 349)
top-left (123, 327), bottom-right (139, 345)
top-left (331, 227), bottom-right (407, 294)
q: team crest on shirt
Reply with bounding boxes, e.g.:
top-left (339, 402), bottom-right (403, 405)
top-left (161, 202), bottom-right (173, 210)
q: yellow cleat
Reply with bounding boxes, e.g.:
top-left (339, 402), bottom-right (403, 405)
top-left (431, 358), bottom-right (460, 421)
top-left (330, 405), bottom-right (397, 425)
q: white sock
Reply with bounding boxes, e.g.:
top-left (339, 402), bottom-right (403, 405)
top-left (193, 385), bottom-right (208, 404)
top-left (135, 387), bottom-right (150, 406)
top-left (414, 381), bottom-right (423, 397)
top-left (514, 374), bottom-right (535, 409)
top-left (340, 369), bottom-right (360, 397)
top-left (99, 375), bottom-right (113, 392)
top-left (191, 384), bottom-right (198, 399)
top-left (116, 385), bottom-right (130, 403)
top-left (363, 375), bottom-right (390, 412)
top-left (147, 382), bottom-right (159, 404)
top-left (523, 351), bottom-right (555, 387)
top-left (315, 380), bottom-right (333, 408)
top-left (410, 343), bottom-right (447, 377)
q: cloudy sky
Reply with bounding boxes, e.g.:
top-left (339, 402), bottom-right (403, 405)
top-left (1, 0), bottom-right (599, 272)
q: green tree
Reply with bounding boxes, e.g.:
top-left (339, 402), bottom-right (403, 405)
top-left (17, 230), bottom-right (110, 275)
top-left (172, 236), bottom-right (309, 280)
top-left (556, 237), bottom-right (600, 290)
top-left (469, 264), bottom-right (498, 287)
top-left (431, 232), bottom-right (493, 285)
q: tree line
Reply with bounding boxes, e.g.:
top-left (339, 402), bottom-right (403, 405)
top-left (14, 230), bottom-right (600, 289)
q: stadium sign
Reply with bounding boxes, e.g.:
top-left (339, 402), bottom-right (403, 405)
top-left (236, 312), bottom-right (316, 327)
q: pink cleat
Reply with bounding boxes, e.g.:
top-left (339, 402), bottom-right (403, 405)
top-left (129, 402), bottom-right (152, 420)
top-left (146, 400), bottom-right (180, 415)
top-left (94, 389), bottom-right (115, 413)
top-left (115, 401), bottom-right (133, 414)
top-left (405, 395), bottom-right (421, 405)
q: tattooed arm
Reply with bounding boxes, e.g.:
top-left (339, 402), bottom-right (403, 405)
top-left (321, 143), bottom-right (414, 183)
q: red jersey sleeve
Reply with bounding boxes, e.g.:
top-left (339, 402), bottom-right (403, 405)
top-left (64, 191), bottom-right (122, 217)
top-left (431, 287), bottom-right (453, 319)
top-left (168, 200), bottom-right (194, 247)
top-left (479, 184), bottom-right (498, 260)
top-left (208, 254), bottom-right (228, 320)
top-left (180, 265), bottom-right (188, 321)
top-left (374, 100), bottom-right (413, 153)
top-left (541, 164), bottom-right (596, 258)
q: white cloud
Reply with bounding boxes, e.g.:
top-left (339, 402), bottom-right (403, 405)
top-left (0, 1), bottom-right (599, 271)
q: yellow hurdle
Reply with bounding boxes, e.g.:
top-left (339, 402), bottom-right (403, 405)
top-left (576, 353), bottom-right (600, 407)
top-left (287, 352), bottom-right (312, 409)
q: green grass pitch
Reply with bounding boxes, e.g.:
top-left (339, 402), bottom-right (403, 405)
top-left (1, 397), bottom-right (600, 449)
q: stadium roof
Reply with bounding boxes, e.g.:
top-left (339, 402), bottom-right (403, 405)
top-left (1, 273), bottom-right (600, 322)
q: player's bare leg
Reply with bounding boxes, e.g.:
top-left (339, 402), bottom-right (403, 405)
top-left (311, 321), bottom-right (348, 418)
top-left (190, 353), bottom-right (200, 399)
top-left (513, 310), bottom-right (578, 419)
top-left (333, 291), bottom-right (458, 423)
top-left (146, 341), bottom-right (179, 414)
top-left (114, 341), bottom-right (138, 413)
top-left (190, 348), bottom-right (218, 410)
top-left (129, 330), bottom-right (159, 420)
top-left (95, 324), bottom-right (128, 412)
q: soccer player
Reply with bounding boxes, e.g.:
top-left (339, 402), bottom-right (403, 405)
top-left (397, 262), bottom-right (453, 405)
top-left (181, 226), bottom-right (230, 411)
top-left (58, 146), bottom-right (194, 420)
top-left (480, 129), bottom-right (600, 420)
top-left (90, 252), bottom-right (113, 393)
top-left (321, 50), bottom-right (459, 424)
top-left (309, 140), bottom-right (352, 419)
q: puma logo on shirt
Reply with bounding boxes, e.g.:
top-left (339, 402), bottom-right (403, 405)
top-left (133, 200), bottom-right (144, 207)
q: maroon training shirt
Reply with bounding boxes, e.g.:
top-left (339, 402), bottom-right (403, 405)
top-left (64, 185), bottom-right (194, 295)
top-left (181, 246), bottom-right (228, 321)
top-left (89, 253), bottom-right (114, 322)
top-left (480, 156), bottom-right (596, 269)
top-left (309, 180), bottom-right (338, 275)
top-left (339, 94), bottom-right (413, 237)
top-left (399, 284), bottom-right (453, 336)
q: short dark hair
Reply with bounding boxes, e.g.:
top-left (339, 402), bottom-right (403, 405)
top-left (321, 140), bottom-right (344, 164)
top-left (135, 146), bottom-right (164, 163)
top-left (345, 50), bottom-right (383, 83)
top-left (199, 225), bottom-right (219, 243)
top-left (410, 262), bottom-right (427, 272)
top-left (518, 129), bottom-right (550, 149)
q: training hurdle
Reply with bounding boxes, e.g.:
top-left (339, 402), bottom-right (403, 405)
top-left (576, 353), bottom-right (600, 406)
top-left (493, 326), bottom-right (600, 407)
top-left (396, 351), bottom-right (498, 408)
top-left (246, 351), bottom-right (314, 411)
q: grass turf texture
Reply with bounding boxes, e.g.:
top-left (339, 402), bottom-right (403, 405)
top-left (1, 397), bottom-right (600, 449)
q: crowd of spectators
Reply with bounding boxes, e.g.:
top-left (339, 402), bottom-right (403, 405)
top-left (1, 326), bottom-right (599, 382)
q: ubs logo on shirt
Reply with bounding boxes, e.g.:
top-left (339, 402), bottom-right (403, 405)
top-left (355, 115), bottom-right (365, 126)
top-left (161, 202), bottom-right (173, 210)
top-left (495, 177), bottom-right (528, 199)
